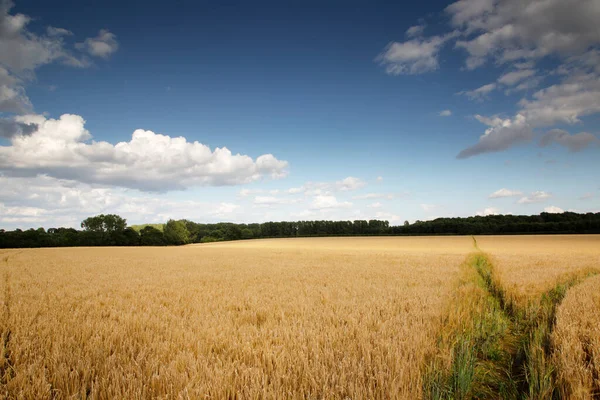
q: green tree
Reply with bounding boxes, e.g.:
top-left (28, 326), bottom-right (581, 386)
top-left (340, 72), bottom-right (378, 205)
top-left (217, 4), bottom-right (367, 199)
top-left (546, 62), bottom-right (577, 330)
top-left (224, 225), bottom-right (242, 241)
top-left (81, 214), bottom-right (127, 233)
top-left (140, 226), bottom-right (166, 246)
top-left (164, 219), bottom-right (191, 245)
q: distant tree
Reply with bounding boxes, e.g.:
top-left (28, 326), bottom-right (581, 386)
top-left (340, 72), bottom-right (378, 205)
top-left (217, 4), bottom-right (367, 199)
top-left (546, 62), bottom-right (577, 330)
top-left (224, 225), bottom-right (242, 241)
top-left (404, 220), bottom-right (410, 226)
top-left (81, 214), bottom-right (127, 233)
top-left (164, 219), bottom-right (191, 245)
top-left (241, 228), bottom-right (254, 240)
top-left (140, 226), bottom-right (166, 246)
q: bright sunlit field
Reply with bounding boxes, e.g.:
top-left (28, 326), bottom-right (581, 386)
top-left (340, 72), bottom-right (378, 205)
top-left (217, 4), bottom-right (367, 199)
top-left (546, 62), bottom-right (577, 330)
top-left (1, 235), bottom-right (599, 399)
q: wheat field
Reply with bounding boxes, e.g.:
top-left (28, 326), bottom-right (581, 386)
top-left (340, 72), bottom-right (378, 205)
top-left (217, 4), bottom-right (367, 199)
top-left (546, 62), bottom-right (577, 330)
top-left (1, 235), bottom-right (599, 399)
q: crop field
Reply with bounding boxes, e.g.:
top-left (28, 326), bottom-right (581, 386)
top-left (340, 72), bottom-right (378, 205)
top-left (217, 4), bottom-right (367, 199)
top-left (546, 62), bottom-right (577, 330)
top-left (1, 235), bottom-right (599, 399)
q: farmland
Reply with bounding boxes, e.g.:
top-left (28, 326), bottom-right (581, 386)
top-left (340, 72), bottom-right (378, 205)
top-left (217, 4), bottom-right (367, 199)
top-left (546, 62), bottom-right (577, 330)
top-left (1, 236), bottom-right (599, 399)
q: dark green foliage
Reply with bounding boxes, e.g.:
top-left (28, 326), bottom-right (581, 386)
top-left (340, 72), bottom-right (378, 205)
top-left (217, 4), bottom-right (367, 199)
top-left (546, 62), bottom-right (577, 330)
top-left (1, 211), bottom-right (599, 248)
top-left (139, 226), bottom-right (166, 246)
top-left (393, 212), bottom-right (600, 235)
top-left (163, 219), bottom-right (191, 245)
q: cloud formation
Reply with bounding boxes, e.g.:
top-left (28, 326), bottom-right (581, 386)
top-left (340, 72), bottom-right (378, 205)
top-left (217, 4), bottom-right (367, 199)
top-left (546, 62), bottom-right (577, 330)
top-left (378, 0), bottom-right (600, 158)
top-left (457, 114), bottom-right (532, 158)
top-left (489, 188), bottom-right (523, 199)
top-left (0, 116), bottom-right (36, 138)
top-left (0, 0), bottom-right (118, 114)
top-left (476, 207), bottom-right (500, 216)
top-left (310, 195), bottom-right (352, 210)
top-left (544, 206), bottom-right (564, 213)
top-left (517, 191), bottom-right (551, 204)
top-left (459, 82), bottom-right (497, 101)
top-left (439, 109), bottom-right (452, 117)
top-left (539, 129), bottom-right (599, 152)
top-left (376, 33), bottom-right (456, 75)
top-left (76, 29), bottom-right (119, 59)
top-left (0, 114), bottom-right (289, 191)
top-left (0, 174), bottom-right (249, 228)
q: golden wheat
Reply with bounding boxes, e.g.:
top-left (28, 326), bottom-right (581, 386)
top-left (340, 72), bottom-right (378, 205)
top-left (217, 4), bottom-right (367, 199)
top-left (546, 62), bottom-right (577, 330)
top-left (0, 238), bottom-right (470, 399)
top-left (1, 235), bottom-right (599, 399)
top-left (552, 274), bottom-right (600, 399)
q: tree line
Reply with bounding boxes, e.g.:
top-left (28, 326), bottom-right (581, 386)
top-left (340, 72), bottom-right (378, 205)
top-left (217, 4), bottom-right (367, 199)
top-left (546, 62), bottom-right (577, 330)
top-left (1, 212), bottom-right (599, 248)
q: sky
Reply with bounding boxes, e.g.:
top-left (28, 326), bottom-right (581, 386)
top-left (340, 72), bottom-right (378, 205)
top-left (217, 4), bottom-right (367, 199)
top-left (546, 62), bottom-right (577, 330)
top-left (0, 0), bottom-right (599, 229)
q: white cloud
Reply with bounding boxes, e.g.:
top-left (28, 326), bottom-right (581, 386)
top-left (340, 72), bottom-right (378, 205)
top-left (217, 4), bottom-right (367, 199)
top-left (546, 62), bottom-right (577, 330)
top-left (439, 109), bottom-right (452, 117)
top-left (0, 1), bottom-right (112, 116)
top-left (539, 129), bottom-right (599, 152)
top-left (285, 177), bottom-right (366, 196)
top-left (239, 188), bottom-right (263, 197)
top-left (46, 26), bottom-right (72, 37)
top-left (497, 69), bottom-right (536, 86)
top-left (406, 25), bottom-right (426, 38)
top-left (373, 211), bottom-right (402, 224)
top-left (376, 176), bottom-right (383, 182)
top-left (213, 202), bottom-right (240, 217)
top-left (457, 114), bottom-right (532, 158)
top-left (287, 187), bottom-right (304, 194)
top-left (579, 193), bottom-right (594, 200)
top-left (376, 33), bottom-right (455, 75)
top-left (447, 0), bottom-right (600, 68)
top-left (367, 202), bottom-right (382, 208)
top-left (310, 195), bottom-right (352, 210)
top-left (489, 188), bottom-right (523, 199)
top-left (517, 191), bottom-right (552, 204)
top-left (476, 207), bottom-right (500, 216)
top-left (544, 205), bottom-right (564, 213)
top-left (75, 29), bottom-right (119, 59)
top-left (0, 174), bottom-right (261, 228)
top-left (336, 176), bottom-right (366, 191)
top-left (352, 193), bottom-right (395, 200)
top-left (459, 82), bottom-right (496, 101)
top-left (253, 196), bottom-right (299, 206)
top-left (0, 113), bottom-right (289, 191)
top-left (384, 0), bottom-right (600, 159)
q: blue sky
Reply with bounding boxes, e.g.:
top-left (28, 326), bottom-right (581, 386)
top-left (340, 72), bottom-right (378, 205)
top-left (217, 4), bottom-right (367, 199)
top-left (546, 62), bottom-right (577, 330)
top-left (0, 0), bottom-right (599, 228)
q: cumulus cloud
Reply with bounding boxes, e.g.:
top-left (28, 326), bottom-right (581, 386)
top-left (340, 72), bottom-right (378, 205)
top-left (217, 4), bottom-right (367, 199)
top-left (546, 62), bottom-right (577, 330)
top-left (0, 113), bottom-right (289, 191)
top-left (489, 188), bottom-right (523, 198)
top-left (539, 129), bottom-right (599, 152)
top-left (310, 195), bottom-right (352, 210)
top-left (0, 117), bottom-right (36, 138)
top-left (0, 174), bottom-right (254, 228)
top-left (366, 202), bottom-right (382, 208)
top-left (439, 109), bottom-right (452, 117)
top-left (476, 207), bottom-right (500, 216)
top-left (517, 191), bottom-right (551, 204)
top-left (544, 205), bottom-right (564, 213)
top-left (75, 29), bottom-right (119, 59)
